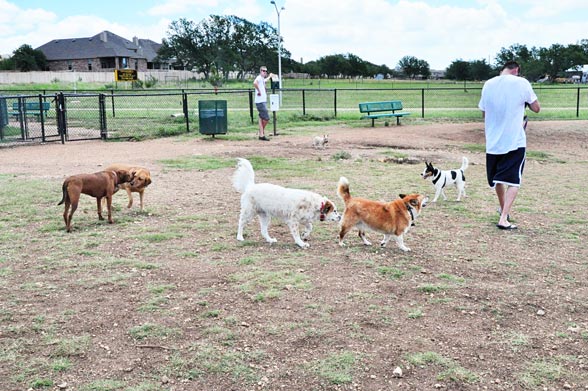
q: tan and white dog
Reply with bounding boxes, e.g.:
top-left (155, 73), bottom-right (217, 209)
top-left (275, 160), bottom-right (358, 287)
top-left (104, 164), bottom-right (152, 210)
top-left (337, 177), bottom-right (428, 252)
top-left (312, 134), bottom-right (329, 149)
top-left (232, 158), bottom-right (340, 248)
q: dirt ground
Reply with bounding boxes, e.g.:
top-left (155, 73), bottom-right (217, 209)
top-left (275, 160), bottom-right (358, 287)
top-left (1, 120), bottom-right (587, 391)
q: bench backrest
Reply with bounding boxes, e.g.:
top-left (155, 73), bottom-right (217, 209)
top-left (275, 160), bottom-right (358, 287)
top-left (359, 100), bottom-right (403, 113)
top-left (12, 101), bottom-right (50, 111)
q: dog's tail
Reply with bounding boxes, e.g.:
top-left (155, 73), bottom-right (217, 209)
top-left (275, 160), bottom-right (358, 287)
top-left (337, 176), bottom-right (351, 204)
top-left (232, 158), bottom-right (255, 193)
top-left (460, 156), bottom-right (469, 172)
top-left (57, 182), bottom-right (68, 205)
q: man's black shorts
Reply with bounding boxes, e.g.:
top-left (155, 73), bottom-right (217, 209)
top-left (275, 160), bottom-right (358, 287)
top-left (486, 147), bottom-right (526, 187)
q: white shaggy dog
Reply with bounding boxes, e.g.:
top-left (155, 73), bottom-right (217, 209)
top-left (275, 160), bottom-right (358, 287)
top-left (232, 158), bottom-right (341, 248)
top-left (421, 156), bottom-right (468, 202)
top-left (312, 134), bottom-right (329, 149)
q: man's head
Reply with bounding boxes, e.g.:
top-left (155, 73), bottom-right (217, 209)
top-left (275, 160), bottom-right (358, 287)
top-left (501, 61), bottom-right (520, 76)
top-left (260, 66), bottom-right (268, 75)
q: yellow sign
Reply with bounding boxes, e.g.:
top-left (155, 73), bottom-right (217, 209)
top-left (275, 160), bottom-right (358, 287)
top-left (114, 69), bottom-right (138, 81)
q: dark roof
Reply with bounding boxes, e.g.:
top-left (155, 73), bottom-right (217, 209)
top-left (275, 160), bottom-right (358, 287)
top-left (36, 31), bottom-right (161, 61)
top-left (137, 39), bottom-right (162, 62)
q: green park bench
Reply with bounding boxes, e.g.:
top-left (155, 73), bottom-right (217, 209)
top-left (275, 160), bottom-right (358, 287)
top-left (10, 101), bottom-right (51, 119)
top-left (359, 100), bottom-right (411, 127)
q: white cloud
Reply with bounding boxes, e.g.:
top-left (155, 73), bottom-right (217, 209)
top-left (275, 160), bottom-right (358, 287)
top-left (0, 0), bottom-right (586, 69)
top-left (147, 0), bottom-right (219, 17)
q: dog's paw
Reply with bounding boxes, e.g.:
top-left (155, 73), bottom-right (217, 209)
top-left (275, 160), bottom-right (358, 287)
top-left (399, 246), bottom-right (411, 252)
top-left (237, 235), bottom-right (245, 241)
top-left (267, 237), bottom-right (278, 243)
top-left (297, 242), bottom-right (310, 249)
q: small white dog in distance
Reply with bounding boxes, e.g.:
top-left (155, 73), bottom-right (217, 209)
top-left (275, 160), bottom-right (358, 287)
top-left (312, 134), bottom-right (329, 149)
top-left (232, 158), bottom-right (341, 248)
top-left (421, 156), bottom-right (468, 202)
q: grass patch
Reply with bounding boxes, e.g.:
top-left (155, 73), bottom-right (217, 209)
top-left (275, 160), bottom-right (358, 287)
top-left (160, 155), bottom-right (234, 171)
top-left (165, 344), bottom-right (264, 383)
top-left (129, 323), bottom-right (180, 341)
top-left (518, 359), bottom-right (564, 388)
top-left (308, 351), bottom-right (358, 385)
top-left (405, 351), bottom-right (478, 384)
top-left (231, 269), bottom-right (311, 301)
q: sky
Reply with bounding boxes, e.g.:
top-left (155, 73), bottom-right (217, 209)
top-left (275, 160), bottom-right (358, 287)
top-left (1, 0), bottom-right (587, 70)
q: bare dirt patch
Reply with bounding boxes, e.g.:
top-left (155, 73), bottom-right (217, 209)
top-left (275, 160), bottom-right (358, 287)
top-left (1, 121), bottom-right (587, 391)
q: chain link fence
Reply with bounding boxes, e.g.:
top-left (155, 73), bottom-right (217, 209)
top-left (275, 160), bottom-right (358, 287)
top-left (1, 86), bottom-right (587, 147)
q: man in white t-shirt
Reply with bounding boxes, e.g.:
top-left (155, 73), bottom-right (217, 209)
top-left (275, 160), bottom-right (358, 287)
top-left (478, 61), bottom-right (540, 230)
top-left (253, 66), bottom-right (275, 141)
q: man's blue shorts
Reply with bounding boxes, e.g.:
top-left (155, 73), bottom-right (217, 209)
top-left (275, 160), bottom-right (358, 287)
top-left (486, 147), bottom-right (526, 187)
top-left (256, 102), bottom-right (269, 121)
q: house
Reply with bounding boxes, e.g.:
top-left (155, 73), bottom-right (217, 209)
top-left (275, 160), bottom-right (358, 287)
top-left (36, 30), bottom-right (169, 72)
top-left (564, 64), bottom-right (588, 83)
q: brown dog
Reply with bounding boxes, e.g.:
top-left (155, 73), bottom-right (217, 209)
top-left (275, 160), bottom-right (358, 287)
top-left (337, 176), bottom-right (428, 252)
top-left (58, 169), bottom-right (133, 232)
top-left (105, 164), bottom-right (152, 210)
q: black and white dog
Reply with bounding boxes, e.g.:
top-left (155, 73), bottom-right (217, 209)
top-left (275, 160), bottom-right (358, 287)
top-left (421, 157), bottom-right (468, 202)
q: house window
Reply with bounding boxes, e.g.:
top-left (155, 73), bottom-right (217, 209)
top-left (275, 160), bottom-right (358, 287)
top-left (88, 59), bottom-right (93, 71)
top-left (67, 61), bottom-right (73, 71)
top-left (121, 57), bottom-right (129, 68)
top-left (100, 58), bottom-right (115, 69)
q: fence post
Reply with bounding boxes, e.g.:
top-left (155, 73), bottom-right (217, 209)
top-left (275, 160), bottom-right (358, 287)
top-left (302, 90), bottom-right (306, 116)
top-left (334, 89), bottom-right (337, 117)
top-left (182, 92), bottom-right (190, 132)
top-left (16, 97), bottom-right (26, 140)
top-left (56, 93), bottom-right (66, 144)
top-left (99, 93), bottom-right (107, 139)
top-left (421, 89), bottom-right (425, 118)
top-left (38, 94), bottom-right (46, 142)
top-left (110, 89), bottom-right (115, 118)
top-left (577, 87), bottom-right (580, 118)
top-left (248, 90), bottom-right (254, 124)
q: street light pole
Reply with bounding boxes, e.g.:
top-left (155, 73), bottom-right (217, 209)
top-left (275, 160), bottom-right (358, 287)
top-left (270, 1), bottom-right (284, 94)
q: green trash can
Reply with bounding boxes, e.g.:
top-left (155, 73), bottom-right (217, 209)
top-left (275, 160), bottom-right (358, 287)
top-left (198, 100), bottom-right (227, 136)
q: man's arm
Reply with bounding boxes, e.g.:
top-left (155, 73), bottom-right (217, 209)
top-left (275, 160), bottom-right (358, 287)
top-left (528, 100), bottom-right (540, 113)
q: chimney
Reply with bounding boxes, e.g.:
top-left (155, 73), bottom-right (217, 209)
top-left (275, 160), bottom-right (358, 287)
top-left (100, 31), bottom-right (107, 42)
top-left (133, 36), bottom-right (139, 46)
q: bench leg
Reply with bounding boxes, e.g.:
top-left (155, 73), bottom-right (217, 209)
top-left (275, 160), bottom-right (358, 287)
top-left (396, 116), bottom-right (401, 126)
top-left (371, 118), bottom-right (375, 127)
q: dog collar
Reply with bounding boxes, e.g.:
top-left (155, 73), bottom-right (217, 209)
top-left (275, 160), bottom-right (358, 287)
top-left (407, 205), bottom-right (416, 226)
top-left (111, 171), bottom-right (118, 185)
top-left (319, 202), bottom-right (326, 221)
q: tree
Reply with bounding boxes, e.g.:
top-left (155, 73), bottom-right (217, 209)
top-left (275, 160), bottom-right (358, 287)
top-left (158, 15), bottom-right (286, 81)
top-left (469, 60), bottom-right (493, 80)
top-left (445, 60), bottom-right (470, 81)
top-left (10, 44), bottom-right (46, 71)
top-left (0, 57), bottom-right (15, 71)
top-left (398, 56), bottom-right (430, 79)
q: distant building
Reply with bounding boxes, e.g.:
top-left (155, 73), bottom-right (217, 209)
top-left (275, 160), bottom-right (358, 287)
top-left (565, 64), bottom-right (588, 83)
top-left (36, 30), bottom-right (171, 72)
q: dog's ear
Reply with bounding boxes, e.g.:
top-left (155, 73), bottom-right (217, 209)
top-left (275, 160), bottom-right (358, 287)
top-left (145, 177), bottom-right (152, 186)
top-left (399, 194), bottom-right (406, 199)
